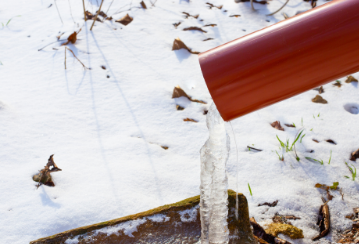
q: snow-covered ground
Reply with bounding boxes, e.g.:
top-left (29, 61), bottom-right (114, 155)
top-left (0, 0), bottom-right (358, 243)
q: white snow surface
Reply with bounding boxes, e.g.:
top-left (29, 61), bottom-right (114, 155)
top-left (0, 0), bottom-right (358, 243)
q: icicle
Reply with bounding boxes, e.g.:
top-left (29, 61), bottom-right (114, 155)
top-left (200, 103), bottom-right (230, 244)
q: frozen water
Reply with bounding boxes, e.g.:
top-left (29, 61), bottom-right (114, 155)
top-left (200, 103), bottom-right (230, 244)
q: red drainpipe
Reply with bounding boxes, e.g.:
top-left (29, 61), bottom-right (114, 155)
top-left (199, 0), bottom-right (359, 121)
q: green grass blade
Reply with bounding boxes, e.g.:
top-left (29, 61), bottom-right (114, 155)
top-left (328, 150), bottom-right (332, 165)
top-left (248, 183), bottom-right (253, 196)
top-left (300, 134), bottom-right (306, 143)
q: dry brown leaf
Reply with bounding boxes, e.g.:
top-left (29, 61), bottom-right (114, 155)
top-left (312, 95), bottom-right (328, 104)
top-left (203, 38), bottom-right (214, 41)
top-left (250, 217), bottom-right (292, 244)
top-left (172, 38), bottom-right (200, 54)
top-left (325, 139), bottom-right (337, 145)
top-left (333, 81), bottom-right (342, 88)
top-left (172, 86), bottom-right (206, 104)
top-left (176, 105), bottom-right (184, 110)
top-left (315, 183), bottom-right (329, 191)
top-left (270, 121), bottom-right (284, 131)
top-left (230, 15), bottom-right (241, 18)
top-left (313, 86), bottom-right (324, 94)
top-left (161, 146), bottom-right (168, 150)
top-left (140, 1), bottom-right (147, 9)
top-left (206, 2), bottom-right (223, 9)
top-left (285, 123), bottom-right (295, 128)
top-left (61, 29), bottom-right (82, 46)
top-left (182, 12), bottom-right (199, 19)
top-left (237, 0), bottom-right (268, 4)
top-left (183, 27), bottom-right (207, 33)
top-left (312, 203), bottom-right (330, 241)
top-left (258, 200), bottom-right (278, 207)
top-left (350, 149), bottom-right (359, 161)
top-left (345, 75), bottom-right (358, 83)
top-left (313, 139), bottom-right (319, 143)
top-left (85, 10), bottom-right (102, 22)
top-left (173, 22), bottom-right (181, 28)
top-left (183, 118), bottom-right (197, 122)
top-left (172, 86), bottom-right (191, 99)
top-left (116, 14), bottom-right (133, 26)
top-left (203, 24), bottom-right (217, 27)
top-left (101, 65), bottom-right (106, 70)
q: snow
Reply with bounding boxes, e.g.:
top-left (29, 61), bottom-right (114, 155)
top-left (179, 205), bottom-right (199, 223)
top-left (0, 0), bottom-right (358, 243)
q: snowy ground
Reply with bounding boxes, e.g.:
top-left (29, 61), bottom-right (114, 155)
top-left (0, 0), bottom-right (358, 243)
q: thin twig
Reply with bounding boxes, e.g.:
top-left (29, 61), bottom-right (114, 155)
top-left (38, 39), bottom-right (66, 51)
top-left (267, 0), bottom-right (290, 16)
top-left (65, 47), bottom-right (89, 70)
top-left (82, 0), bottom-right (87, 21)
top-left (64, 47), bottom-right (67, 69)
top-left (247, 146), bottom-right (262, 151)
top-left (90, 0), bottom-right (104, 31)
top-left (250, 0), bottom-right (255, 11)
top-left (54, 0), bottom-right (63, 24)
top-left (105, 0), bottom-right (115, 16)
top-left (68, 0), bottom-right (75, 23)
top-left (151, 0), bottom-right (158, 7)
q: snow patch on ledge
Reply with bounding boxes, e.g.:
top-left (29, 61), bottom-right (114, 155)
top-left (179, 205), bottom-right (200, 222)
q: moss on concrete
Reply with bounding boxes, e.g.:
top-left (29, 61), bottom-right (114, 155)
top-left (30, 189), bottom-right (256, 244)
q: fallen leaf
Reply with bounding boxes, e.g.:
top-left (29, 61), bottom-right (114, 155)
top-left (315, 183), bottom-right (329, 191)
top-left (173, 22), bottom-right (181, 28)
top-left (237, 0), bottom-right (268, 4)
top-left (229, 15), bottom-right (241, 18)
top-left (101, 65), bottom-right (106, 70)
top-left (85, 10), bottom-right (102, 22)
top-left (312, 202), bottom-right (330, 241)
top-left (285, 215), bottom-right (301, 220)
top-left (258, 200), bottom-right (278, 207)
top-left (96, 10), bottom-right (107, 18)
top-left (176, 105), bottom-right (184, 110)
top-left (271, 121), bottom-right (284, 131)
top-left (203, 38), bottom-right (214, 41)
top-left (312, 95), bottom-right (328, 104)
top-left (203, 110), bottom-right (208, 115)
top-left (350, 149), bottom-right (359, 161)
top-left (182, 12), bottom-right (199, 19)
top-left (313, 86), bottom-right (324, 94)
top-left (183, 27), bottom-right (207, 33)
top-left (206, 2), bottom-right (223, 9)
top-left (161, 146), bottom-right (168, 150)
top-left (345, 75), bottom-right (358, 83)
top-left (285, 123), bottom-right (295, 128)
top-left (183, 118), bottom-right (197, 122)
top-left (312, 139), bottom-right (319, 143)
top-left (140, 1), bottom-right (147, 9)
top-left (333, 80), bottom-right (342, 87)
top-left (115, 14), bottom-right (133, 26)
top-left (61, 29), bottom-right (82, 46)
top-left (172, 38), bottom-right (200, 54)
top-left (172, 86), bottom-right (191, 99)
top-left (250, 218), bottom-right (291, 244)
top-left (203, 24), bottom-right (217, 27)
top-left (67, 32), bottom-right (77, 44)
top-left (325, 139), bottom-right (337, 145)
